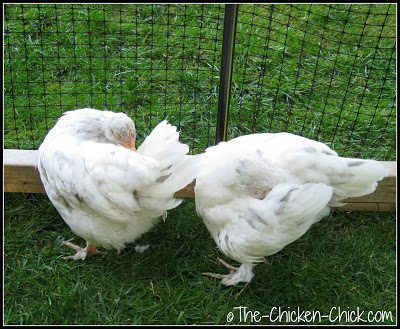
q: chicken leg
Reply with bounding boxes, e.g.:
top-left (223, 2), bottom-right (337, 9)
top-left (203, 258), bottom-right (255, 286)
top-left (60, 241), bottom-right (106, 260)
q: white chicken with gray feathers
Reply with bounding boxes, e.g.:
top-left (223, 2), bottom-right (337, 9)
top-left (195, 132), bottom-right (388, 286)
top-left (37, 108), bottom-right (197, 260)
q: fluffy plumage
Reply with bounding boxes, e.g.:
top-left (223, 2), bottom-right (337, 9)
top-left (195, 132), bottom-right (388, 285)
top-left (37, 108), bottom-right (197, 259)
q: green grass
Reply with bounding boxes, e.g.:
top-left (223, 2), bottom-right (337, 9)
top-left (4, 4), bottom-right (225, 152)
top-left (4, 194), bottom-right (396, 325)
top-left (3, 4), bottom-right (397, 325)
top-left (229, 4), bottom-right (396, 159)
top-left (3, 4), bottom-right (396, 158)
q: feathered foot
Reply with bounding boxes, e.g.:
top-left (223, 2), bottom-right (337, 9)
top-left (60, 241), bottom-right (106, 260)
top-left (203, 258), bottom-right (255, 286)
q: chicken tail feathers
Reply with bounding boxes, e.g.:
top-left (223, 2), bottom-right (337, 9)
top-left (136, 121), bottom-right (199, 199)
top-left (137, 155), bottom-right (199, 199)
top-left (136, 120), bottom-right (189, 170)
top-left (330, 158), bottom-right (388, 206)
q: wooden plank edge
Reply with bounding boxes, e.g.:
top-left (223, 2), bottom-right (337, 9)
top-left (4, 149), bottom-right (396, 211)
top-left (334, 202), bottom-right (395, 212)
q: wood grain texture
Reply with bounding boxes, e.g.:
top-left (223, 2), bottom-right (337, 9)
top-left (335, 202), bottom-right (395, 212)
top-left (4, 149), bottom-right (396, 211)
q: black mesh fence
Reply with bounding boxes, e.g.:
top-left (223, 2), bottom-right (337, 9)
top-left (4, 4), bottom-right (396, 159)
top-left (230, 4), bottom-right (396, 159)
top-left (4, 4), bottom-right (224, 152)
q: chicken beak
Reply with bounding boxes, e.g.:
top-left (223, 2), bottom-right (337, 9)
top-left (122, 130), bottom-right (136, 151)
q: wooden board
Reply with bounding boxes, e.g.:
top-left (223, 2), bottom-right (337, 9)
top-left (335, 202), bottom-right (395, 212)
top-left (4, 150), bottom-right (46, 193)
top-left (4, 149), bottom-right (396, 211)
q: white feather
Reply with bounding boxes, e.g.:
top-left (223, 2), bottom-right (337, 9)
top-left (37, 108), bottom-right (195, 251)
top-left (195, 132), bottom-right (387, 285)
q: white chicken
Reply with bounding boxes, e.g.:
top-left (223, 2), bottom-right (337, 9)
top-left (37, 108), bottom-right (197, 260)
top-left (195, 132), bottom-right (388, 286)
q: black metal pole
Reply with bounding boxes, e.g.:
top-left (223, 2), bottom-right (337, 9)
top-left (215, 4), bottom-right (238, 144)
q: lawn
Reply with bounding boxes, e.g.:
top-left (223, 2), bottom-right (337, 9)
top-left (3, 194), bottom-right (397, 325)
top-left (3, 4), bottom-right (397, 325)
top-left (4, 4), bottom-right (396, 158)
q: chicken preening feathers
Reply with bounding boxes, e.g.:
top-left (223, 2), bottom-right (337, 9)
top-left (37, 108), bottom-right (197, 260)
top-left (36, 109), bottom-right (386, 282)
top-left (195, 132), bottom-right (388, 286)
